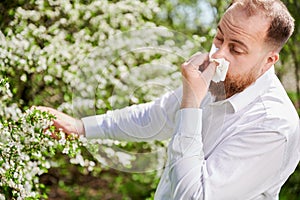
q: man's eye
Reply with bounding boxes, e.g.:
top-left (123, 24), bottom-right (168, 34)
top-left (231, 49), bottom-right (241, 54)
top-left (230, 46), bottom-right (243, 54)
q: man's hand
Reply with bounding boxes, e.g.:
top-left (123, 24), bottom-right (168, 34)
top-left (181, 52), bottom-right (217, 108)
top-left (36, 106), bottom-right (85, 137)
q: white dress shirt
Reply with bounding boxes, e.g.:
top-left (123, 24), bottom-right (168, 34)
top-left (82, 67), bottom-right (300, 200)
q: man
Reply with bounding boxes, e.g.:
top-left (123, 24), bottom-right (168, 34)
top-left (39, 0), bottom-right (300, 199)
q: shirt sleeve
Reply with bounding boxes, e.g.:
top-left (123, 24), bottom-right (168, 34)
top-left (166, 109), bottom-right (287, 200)
top-left (81, 87), bottom-right (182, 141)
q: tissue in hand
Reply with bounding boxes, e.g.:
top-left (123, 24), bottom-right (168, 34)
top-left (209, 44), bottom-right (230, 83)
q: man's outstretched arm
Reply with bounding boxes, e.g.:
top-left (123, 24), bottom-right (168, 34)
top-left (37, 86), bottom-right (182, 142)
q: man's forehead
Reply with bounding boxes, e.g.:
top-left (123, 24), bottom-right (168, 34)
top-left (218, 6), bottom-right (270, 42)
top-left (224, 5), bottom-right (270, 30)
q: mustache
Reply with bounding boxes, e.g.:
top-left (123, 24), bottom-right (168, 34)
top-left (209, 71), bottom-right (256, 101)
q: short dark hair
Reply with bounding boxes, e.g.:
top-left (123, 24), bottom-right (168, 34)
top-left (229, 0), bottom-right (294, 51)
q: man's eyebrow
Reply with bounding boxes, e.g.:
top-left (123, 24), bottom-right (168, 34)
top-left (231, 39), bottom-right (249, 51)
top-left (217, 25), bottom-right (249, 51)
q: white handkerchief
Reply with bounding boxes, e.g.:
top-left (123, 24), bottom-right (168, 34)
top-left (209, 44), bottom-right (230, 83)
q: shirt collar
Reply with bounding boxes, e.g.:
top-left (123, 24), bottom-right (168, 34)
top-left (228, 66), bottom-right (275, 113)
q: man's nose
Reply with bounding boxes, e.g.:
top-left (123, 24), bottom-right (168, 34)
top-left (211, 46), bottom-right (227, 60)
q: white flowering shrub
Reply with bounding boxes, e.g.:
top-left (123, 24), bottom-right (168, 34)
top-left (0, 79), bottom-right (95, 199)
top-left (0, 0), bottom-right (206, 110)
top-left (0, 0), bottom-right (207, 198)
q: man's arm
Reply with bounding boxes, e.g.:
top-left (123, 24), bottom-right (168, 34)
top-left (37, 86), bottom-right (182, 142)
top-left (81, 86), bottom-right (182, 141)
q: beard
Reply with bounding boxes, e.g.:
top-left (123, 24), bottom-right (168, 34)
top-left (208, 67), bottom-right (258, 101)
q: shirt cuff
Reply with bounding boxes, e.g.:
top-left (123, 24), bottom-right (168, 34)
top-left (81, 115), bottom-right (104, 139)
top-left (168, 108), bottom-right (203, 162)
top-left (174, 108), bottom-right (203, 136)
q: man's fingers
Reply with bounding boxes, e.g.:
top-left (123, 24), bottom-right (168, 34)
top-left (183, 52), bottom-right (216, 84)
top-left (184, 52), bottom-right (209, 69)
top-left (34, 106), bottom-right (84, 137)
top-left (185, 52), bottom-right (202, 63)
top-left (202, 61), bottom-right (217, 84)
top-left (36, 106), bottom-right (68, 121)
top-left (35, 106), bottom-right (63, 131)
top-left (35, 106), bottom-right (57, 115)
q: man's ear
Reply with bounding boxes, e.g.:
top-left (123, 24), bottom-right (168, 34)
top-left (263, 51), bottom-right (279, 73)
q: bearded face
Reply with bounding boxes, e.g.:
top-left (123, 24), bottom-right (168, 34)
top-left (207, 5), bottom-right (279, 101)
top-left (208, 65), bottom-right (258, 101)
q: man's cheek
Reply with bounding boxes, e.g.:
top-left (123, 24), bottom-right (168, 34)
top-left (226, 65), bottom-right (235, 77)
top-left (226, 60), bottom-right (245, 75)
